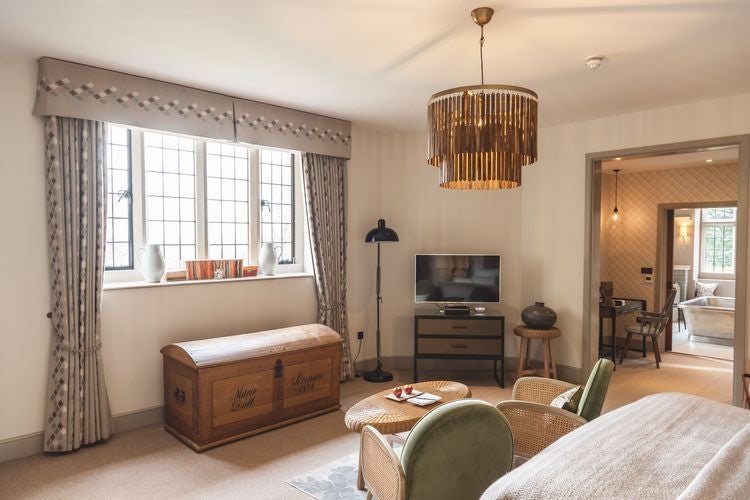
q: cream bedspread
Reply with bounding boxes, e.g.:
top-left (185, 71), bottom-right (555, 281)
top-left (678, 421), bottom-right (750, 499)
top-left (481, 393), bottom-right (750, 500)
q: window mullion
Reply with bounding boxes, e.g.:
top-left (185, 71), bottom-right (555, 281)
top-left (132, 130), bottom-right (146, 255)
top-left (196, 141), bottom-right (208, 259)
top-left (249, 148), bottom-right (260, 266)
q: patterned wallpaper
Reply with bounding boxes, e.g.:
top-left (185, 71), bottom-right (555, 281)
top-left (600, 164), bottom-right (738, 321)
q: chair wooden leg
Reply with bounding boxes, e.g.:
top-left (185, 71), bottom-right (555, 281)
top-left (651, 336), bottom-right (660, 369)
top-left (620, 332), bottom-right (634, 364)
top-left (656, 339), bottom-right (663, 364)
top-left (543, 339), bottom-right (550, 378)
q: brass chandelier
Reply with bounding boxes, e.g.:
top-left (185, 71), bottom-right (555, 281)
top-left (427, 7), bottom-right (538, 190)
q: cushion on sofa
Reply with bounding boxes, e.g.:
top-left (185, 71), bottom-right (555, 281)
top-left (695, 282), bottom-right (719, 297)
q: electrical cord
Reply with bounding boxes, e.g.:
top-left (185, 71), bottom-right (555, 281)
top-left (353, 336), bottom-right (363, 377)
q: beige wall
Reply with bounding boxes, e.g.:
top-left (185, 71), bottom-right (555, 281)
top-left (0, 52), bottom-right (51, 442)
top-left (521, 92), bottom-right (750, 371)
top-left (600, 164), bottom-right (738, 310)
top-left (363, 131), bottom-right (523, 362)
top-left (101, 279), bottom-right (317, 419)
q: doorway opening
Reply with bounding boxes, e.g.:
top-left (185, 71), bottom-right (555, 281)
top-left (667, 204), bottom-right (737, 362)
top-left (584, 136), bottom-right (749, 407)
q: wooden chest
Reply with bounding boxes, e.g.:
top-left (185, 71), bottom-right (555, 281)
top-left (161, 323), bottom-right (342, 451)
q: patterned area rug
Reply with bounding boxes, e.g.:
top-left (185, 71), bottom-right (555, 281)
top-left (287, 452), bottom-right (366, 500)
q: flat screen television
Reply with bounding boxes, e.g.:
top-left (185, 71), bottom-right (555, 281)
top-left (415, 254), bottom-right (501, 303)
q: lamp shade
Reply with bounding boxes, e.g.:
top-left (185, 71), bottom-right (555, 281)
top-left (427, 85), bottom-right (538, 190)
top-left (365, 219), bottom-right (399, 243)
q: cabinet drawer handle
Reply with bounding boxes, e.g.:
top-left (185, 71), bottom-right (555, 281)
top-left (451, 344), bottom-right (468, 349)
top-left (451, 325), bottom-right (468, 330)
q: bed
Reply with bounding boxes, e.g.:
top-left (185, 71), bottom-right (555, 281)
top-left (481, 393), bottom-right (750, 499)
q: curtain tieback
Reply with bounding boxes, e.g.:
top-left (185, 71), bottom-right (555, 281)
top-left (320, 301), bottom-right (345, 311)
top-left (58, 342), bottom-right (103, 353)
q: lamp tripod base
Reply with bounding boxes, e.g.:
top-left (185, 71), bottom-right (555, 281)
top-left (363, 361), bottom-right (393, 383)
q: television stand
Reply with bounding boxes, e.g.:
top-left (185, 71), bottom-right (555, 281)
top-left (413, 314), bottom-right (505, 387)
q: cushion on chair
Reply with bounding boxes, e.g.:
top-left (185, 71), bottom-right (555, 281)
top-left (577, 358), bottom-right (614, 421)
top-left (549, 386), bottom-right (583, 413)
top-left (400, 399), bottom-right (513, 500)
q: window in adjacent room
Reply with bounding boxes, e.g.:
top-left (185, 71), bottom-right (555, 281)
top-left (105, 125), bottom-right (133, 270)
top-left (699, 207), bottom-right (736, 278)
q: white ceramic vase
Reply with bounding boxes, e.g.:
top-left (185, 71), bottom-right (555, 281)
top-left (259, 242), bottom-right (281, 276)
top-left (137, 244), bottom-right (165, 283)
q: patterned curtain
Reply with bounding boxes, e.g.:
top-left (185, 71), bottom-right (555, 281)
top-left (43, 116), bottom-right (113, 451)
top-left (302, 153), bottom-right (354, 381)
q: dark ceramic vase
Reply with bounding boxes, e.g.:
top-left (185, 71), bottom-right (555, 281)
top-left (522, 302), bottom-right (557, 329)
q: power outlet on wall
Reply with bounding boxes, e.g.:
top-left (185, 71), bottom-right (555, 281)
top-left (357, 331), bottom-right (364, 340)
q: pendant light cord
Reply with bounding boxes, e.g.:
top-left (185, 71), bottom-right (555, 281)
top-left (479, 25), bottom-right (485, 85)
top-left (615, 170), bottom-right (619, 207)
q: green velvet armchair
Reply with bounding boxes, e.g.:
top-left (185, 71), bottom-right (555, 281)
top-left (359, 399), bottom-right (514, 500)
top-left (496, 358), bottom-right (614, 462)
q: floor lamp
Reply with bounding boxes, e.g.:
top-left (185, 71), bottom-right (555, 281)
top-left (364, 219), bottom-right (399, 383)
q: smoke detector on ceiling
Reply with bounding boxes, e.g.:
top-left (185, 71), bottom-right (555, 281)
top-left (586, 56), bottom-right (605, 70)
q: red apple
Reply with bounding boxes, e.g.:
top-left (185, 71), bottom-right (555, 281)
top-left (404, 385), bottom-right (414, 395)
top-left (393, 386), bottom-right (403, 398)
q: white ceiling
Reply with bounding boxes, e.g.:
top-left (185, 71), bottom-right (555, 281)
top-left (602, 146), bottom-right (739, 173)
top-left (2, 0), bottom-right (750, 130)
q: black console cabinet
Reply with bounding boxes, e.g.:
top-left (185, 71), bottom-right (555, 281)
top-left (413, 314), bottom-right (505, 387)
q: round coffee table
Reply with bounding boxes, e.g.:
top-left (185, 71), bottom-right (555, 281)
top-left (344, 380), bottom-right (471, 434)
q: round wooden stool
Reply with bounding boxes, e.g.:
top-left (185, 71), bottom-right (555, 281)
top-left (513, 325), bottom-right (561, 380)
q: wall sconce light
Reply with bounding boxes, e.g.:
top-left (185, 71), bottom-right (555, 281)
top-left (679, 225), bottom-right (689, 253)
top-left (675, 215), bottom-right (692, 254)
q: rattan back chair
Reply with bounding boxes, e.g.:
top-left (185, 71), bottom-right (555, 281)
top-left (496, 358), bottom-right (614, 462)
top-left (360, 399), bottom-right (513, 500)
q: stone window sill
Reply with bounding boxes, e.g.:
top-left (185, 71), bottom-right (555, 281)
top-left (103, 272), bottom-right (313, 291)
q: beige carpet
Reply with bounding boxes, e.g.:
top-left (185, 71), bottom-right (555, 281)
top-left (0, 352), bottom-right (732, 499)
